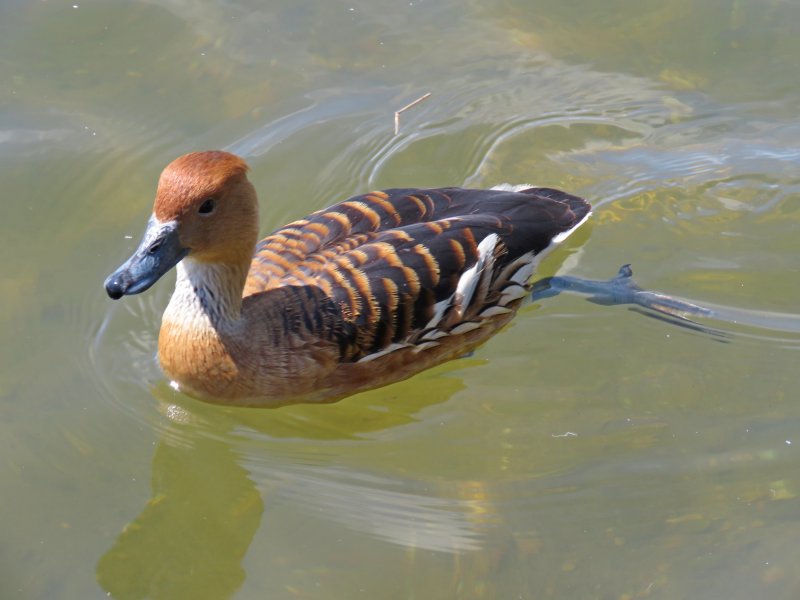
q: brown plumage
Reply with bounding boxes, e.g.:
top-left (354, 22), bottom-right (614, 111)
top-left (104, 151), bottom-right (591, 406)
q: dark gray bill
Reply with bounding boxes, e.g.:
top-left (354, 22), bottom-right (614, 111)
top-left (104, 217), bottom-right (188, 299)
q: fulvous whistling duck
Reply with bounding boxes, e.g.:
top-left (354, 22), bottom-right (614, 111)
top-left (105, 151), bottom-right (591, 406)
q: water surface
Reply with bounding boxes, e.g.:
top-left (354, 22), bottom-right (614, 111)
top-left (1, 1), bottom-right (799, 598)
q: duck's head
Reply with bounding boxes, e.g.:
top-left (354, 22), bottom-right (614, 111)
top-left (104, 151), bottom-right (259, 299)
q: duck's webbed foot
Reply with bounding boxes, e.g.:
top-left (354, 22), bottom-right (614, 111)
top-left (531, 265), bottom-right (726, 338)
top-left (531, 264), bottom-right (643, 306)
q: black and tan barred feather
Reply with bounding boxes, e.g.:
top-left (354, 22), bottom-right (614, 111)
top-left (243, 187), bottom-right (590, 362)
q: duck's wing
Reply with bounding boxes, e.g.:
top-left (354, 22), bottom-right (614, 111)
top-left (245, 189), bottom-right (453, 291)
top-left (246, 187), bottom-right (590, 361)
top-left (246, 188), bottom-right (587, 287)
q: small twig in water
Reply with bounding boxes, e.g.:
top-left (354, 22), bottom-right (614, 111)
top-left (394, 92), bottom-right (431, 135)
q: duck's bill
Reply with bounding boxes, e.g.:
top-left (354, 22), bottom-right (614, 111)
top-left (104, 218), bottom-right (188, 299)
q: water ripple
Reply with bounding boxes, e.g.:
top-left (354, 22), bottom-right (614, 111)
top-left (87, 45), bottom-right (800, 459)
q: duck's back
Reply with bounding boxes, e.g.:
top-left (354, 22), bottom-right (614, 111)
top-left (241, 187), bottom-right (589, 368)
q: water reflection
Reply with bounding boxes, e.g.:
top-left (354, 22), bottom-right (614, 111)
top-left (96, 432), bottom-right (263, 599)
top-left (94, 371), bottom-right (517, 598)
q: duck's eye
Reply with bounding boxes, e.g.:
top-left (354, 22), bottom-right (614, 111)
top-left (198, 198), bottom-right (216, 215)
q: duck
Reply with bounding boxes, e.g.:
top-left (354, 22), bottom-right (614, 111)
top-left (104, 151), bottom-right (591, 407)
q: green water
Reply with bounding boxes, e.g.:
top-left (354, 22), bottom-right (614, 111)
top-left (2, 1), bottom-right (799, 598)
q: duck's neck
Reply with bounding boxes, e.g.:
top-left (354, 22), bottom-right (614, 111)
top-left (165, 258), bottom-right (249, 328)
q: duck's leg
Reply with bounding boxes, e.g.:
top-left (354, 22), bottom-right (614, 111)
top-left (531, 265), bottom-right (726, 337)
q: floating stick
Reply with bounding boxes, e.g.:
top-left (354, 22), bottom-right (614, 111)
top-left (394, 92), bottom-right (431, 135)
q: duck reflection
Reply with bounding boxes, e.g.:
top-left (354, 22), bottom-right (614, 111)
top-left (96, 430), bottom-right (263, 599)
top-left (95, 359), bottom-right (519, 599)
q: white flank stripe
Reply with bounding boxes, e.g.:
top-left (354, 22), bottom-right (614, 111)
top-left (413, 341), bottom-right (441, 353)
top-left (499, 284), bottom-right (528, 305)
top-left (421, 329), bottom-right (449, 341)
top-left (551, 211), bottom-right (592, 244)
top-left (499, 208), bottom-right (592, 289)
top-left (425, 294), bottom-right (454, 329)
top-left (510, 253), bottom-right (536, 285)
top-left (453, 233), bottom-right (498, 314)
top-left (356, 343), bottom-right (409, 363)
top-left (479, 306), bottom-right (512, 318)
top-left (450, 321), bottom-right (482, 335)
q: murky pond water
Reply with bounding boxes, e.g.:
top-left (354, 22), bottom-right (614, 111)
top-left (2, 1), bottom-right (799, 598)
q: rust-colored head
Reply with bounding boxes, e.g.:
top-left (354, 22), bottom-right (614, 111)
top-left (104, 151), bottom-right (260, 299)
top-left (154, 151), bottom-right (259, 264)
